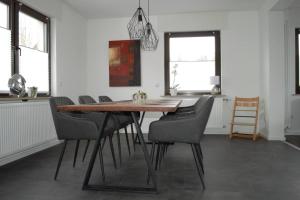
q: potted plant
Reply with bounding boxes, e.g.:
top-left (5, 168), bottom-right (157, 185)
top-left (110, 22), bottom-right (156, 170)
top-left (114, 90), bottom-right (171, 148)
top-left (170, 64), bottom-right (179, 96)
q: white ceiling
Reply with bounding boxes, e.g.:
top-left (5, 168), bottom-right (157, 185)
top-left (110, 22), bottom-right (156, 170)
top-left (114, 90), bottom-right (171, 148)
top-left (271, 0), bottom-right (300, 10)
top-left (63, 0), bottom-right (266, 19)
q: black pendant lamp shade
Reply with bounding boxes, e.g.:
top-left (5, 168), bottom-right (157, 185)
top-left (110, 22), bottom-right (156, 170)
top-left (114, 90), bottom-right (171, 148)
top-left (141, 0), bottom-right (159, 51)
top-left (127, 0), bottom-right (148, 40)
top-left (141, 22), bottom-right (159, 51)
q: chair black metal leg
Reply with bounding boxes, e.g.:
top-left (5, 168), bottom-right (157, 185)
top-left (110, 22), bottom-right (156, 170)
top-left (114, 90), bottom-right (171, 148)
top-left (130, 123), bottom-right (136, 152)
top-left (98, 143), bottom-right (105, 183)
top-left (116, 130), bottom-right (122, 165)
top-left (101, 136), bottom-right (107, 150)
top-left (54, 140), bottom-right (68, 180)
top-left (109, 135), bottom-right (117, 169)
top-left (158, 144), bottom-right (165, 169)
top-left (147, 142), bottom-right (156, 184)
top-left (196, 143), bottom-right (203, 160)
top-left (124, 127), bottom-right (131, 156)
top-left (191, 144), bottom-right (205, 189)
top-left (82, 140), bottom-right (90, 162)
top-left (150, 142), bottom-right (156, 163)
top-left (195, 144), bottom-right (204, 174)
top-left (73, 140), bottom-right (80, 167)
top-left (154, 144), bottom-right (161, 170)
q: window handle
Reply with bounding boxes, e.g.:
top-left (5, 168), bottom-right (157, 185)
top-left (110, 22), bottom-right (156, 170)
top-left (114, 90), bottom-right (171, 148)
top-left (15, 47), bottom-right (21, 56)
top-left (18, 47), bottom-right (21, 56)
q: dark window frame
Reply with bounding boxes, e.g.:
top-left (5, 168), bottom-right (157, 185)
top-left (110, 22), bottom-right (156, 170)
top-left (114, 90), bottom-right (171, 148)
top-left (164, 31), bottom-right (221, 95)
top-left (0, 0), bottom-right (51, 97)
top-left (296, 28), bottom-right (300, 94)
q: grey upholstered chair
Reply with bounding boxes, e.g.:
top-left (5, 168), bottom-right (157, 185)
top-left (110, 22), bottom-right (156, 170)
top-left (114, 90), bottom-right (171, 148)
top-left (148, 95), bottom-right (214, 189)
top-left (49, 96), bottom-right (117, 181)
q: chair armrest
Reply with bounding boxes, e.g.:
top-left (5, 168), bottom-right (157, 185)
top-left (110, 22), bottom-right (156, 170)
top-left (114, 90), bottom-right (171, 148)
top-left (167, 105), bottom-right (195, 116)
top-left (149, 115), bottom-right (204, 143)
top-left (56, 113), bottom-right (99, 140)
top-left (71, 112), bottom-right (116, 132)
top-left (160, 112), bottom-right (195, 120)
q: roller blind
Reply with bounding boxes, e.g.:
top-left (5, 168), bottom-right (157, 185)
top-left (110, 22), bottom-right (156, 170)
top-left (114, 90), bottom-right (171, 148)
top-left (0, 1), bottom-right (11, 92)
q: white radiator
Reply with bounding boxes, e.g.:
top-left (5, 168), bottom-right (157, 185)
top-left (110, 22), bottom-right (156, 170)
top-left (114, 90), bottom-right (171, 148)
top-left (0, 101), bottom-right (58, 166)
top-left (206, 97), bottom-right (224, 128)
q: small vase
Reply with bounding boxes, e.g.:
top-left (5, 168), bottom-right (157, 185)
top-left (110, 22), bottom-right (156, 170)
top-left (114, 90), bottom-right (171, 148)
top-left (170, 88), bottom-right (177, 96)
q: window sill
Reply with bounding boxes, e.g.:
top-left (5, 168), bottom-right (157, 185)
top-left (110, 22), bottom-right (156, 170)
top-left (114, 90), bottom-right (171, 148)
top-left (162, 94), bottom-right (226, 99)
top-left (0, 97), bottom-right (49, 102)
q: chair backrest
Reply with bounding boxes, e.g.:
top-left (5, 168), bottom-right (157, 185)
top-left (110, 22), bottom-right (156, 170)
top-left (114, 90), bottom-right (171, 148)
top-left (49, 97), bottom-right (75, 139)
top-left (194, 96), bottom-right (214, 141)
top-left (194, 95), bottom-right (213, 114)
top-left (99, 96), bottom-right (113, 102)
top-left (231, 96), bottom-right (259, 128)
top-left (79, 95), bottom-right (97, 104)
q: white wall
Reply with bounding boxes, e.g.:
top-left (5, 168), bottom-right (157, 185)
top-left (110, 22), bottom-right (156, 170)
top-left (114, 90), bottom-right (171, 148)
top-left (55, 4), bottom-right (87, 102)
top-left (22, 0), bottom-right (87, 102)
top-left (258, 0), bottom-right (286, 140)
top-left (268, 11), bottom-right (285, 140)
top-left (85, 11), bottom-right (261, 132)
top-left (86, 11), bottom-right (260, 100)
top-left (258, 8), bottom-right (270, 138)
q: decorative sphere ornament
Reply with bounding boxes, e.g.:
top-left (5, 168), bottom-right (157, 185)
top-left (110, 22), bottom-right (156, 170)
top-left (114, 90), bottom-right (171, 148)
top-left (8, 74), bottom-right (26, 97)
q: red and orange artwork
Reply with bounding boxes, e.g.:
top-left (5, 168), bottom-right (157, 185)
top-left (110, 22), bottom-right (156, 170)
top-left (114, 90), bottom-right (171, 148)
top-left (109, 40), bottom-right (141, 86)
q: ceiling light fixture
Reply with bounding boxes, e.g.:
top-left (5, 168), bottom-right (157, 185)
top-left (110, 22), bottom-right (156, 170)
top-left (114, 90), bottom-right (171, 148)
top-left (141, 0), bottom-right (159, 51)
top-left (127, 0), bottom-right (147, 40)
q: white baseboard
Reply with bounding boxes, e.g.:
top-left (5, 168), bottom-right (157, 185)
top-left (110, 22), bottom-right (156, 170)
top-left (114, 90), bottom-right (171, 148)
top-left (0, 138), bottom-right (60, 167)
top-left (284, 141), bottom-right (300, 151)
top-left (267, 135), bottom-right (285, 141)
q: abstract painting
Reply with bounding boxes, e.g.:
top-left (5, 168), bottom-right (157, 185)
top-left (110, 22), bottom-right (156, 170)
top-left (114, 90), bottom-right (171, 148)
top-left (109, 40), bottom-right (141, 86)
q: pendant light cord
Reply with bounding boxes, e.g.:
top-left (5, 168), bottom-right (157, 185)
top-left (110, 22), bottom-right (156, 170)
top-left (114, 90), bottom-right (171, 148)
top-left (147, 0), bottom-right (150, 20)
top-left (139, 0), bottom-right (141, 8)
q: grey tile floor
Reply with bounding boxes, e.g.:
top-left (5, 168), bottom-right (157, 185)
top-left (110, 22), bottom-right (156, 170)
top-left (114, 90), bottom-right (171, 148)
top-left (0, 135), bottom-right (299, 200)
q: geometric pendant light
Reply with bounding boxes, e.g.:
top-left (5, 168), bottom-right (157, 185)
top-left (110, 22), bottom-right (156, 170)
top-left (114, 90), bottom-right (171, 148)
top-left (127, 0), bottom-right (148, 40)
top-left (141, 21), bottom-right (159, 51)
top-left (141, 0), bottom-right (159, 51)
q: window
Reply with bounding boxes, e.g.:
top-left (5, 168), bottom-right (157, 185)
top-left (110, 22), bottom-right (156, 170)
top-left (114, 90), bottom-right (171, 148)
top-left (0, 0), bottom-right (11, 93)
top-left (296, 28), bottom-right (300, 94)
top-left (0, 0), bottom-right (50, 96)
top-left (164, 31), bottom-right (221, 95)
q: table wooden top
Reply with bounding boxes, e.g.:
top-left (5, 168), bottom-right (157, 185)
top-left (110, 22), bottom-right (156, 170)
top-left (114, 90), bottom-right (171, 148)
top-left (57, 99), bottom-right (182, 112)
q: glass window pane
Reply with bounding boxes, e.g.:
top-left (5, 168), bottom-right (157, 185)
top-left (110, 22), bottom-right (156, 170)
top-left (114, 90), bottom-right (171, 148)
top-left (0, 1), bottom-right (9, 29)
top-left (0, 27), bottom-right (11, 92)
top-left (170, 61), bottom-right (215, 91)
top-left (169, 36), bottom-right (216, 91)
top-left (19, 46), bottom-right (49, 93)
top-left (170, 37), bottom-right (215, 62)
top-left (19, 12), bottom-right (46, 52)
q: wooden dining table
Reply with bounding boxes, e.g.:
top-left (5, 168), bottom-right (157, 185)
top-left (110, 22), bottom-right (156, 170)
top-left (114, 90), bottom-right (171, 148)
top-left (57, 99), bottom-right (182, 193)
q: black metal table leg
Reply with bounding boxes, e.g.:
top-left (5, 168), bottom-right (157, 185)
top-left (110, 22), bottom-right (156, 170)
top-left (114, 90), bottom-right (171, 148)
top-left (139, 111), bottom-right (146, 126)
top-left (131, 112), bottom-right (158, 191)
top-left (134, 111), bottom-right (153, 144)
top-left (134, 111), bottom-right (145, 144)
top-left (82, 111), bottom-right (158, 193)
top-left (82, 112), bottom-right (109, 189)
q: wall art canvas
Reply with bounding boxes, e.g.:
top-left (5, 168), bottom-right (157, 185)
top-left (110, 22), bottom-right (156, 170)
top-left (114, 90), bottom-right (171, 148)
top-left (109, 40), bottom-right (141, 86)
